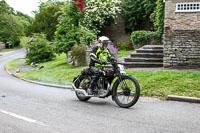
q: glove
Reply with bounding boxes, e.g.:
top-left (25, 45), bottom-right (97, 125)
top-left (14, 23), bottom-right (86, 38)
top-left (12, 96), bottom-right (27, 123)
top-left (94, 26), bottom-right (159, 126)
top-left (101, 61), bottom-right (107, 65)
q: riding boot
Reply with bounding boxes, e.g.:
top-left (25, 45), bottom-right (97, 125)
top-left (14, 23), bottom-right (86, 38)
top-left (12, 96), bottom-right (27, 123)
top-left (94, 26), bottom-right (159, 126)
top-left (87, 79), bottom-right (95, 95)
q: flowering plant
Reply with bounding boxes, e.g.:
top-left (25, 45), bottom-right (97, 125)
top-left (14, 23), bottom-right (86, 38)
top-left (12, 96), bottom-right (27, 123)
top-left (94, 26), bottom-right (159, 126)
top-left (81, 0), bottom-right (122, 34)
top-left (88, 41), bottom-right (118, 57)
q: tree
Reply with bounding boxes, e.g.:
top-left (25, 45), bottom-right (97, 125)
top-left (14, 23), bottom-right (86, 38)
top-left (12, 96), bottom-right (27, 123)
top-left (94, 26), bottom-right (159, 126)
top-left (0, 0), bottom-right (14, 14)
top-left (15, 11), bottom-right (33, 36)
top-left (54, 1), bottom-right (96, 63)
top-left (26, 34), bottom-right (55, 64)
top-left (26, 0), bottom-right (63, 41)
top-left (122, 0), bottom-right (157, 32)
top-left (0, 14), bottom-right (23, 47)
top-left (81, 0), bottom-right (122, 34)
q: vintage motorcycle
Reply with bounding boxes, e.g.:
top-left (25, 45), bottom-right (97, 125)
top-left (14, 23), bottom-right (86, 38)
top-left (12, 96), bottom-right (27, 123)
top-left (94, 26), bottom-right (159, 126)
top-left (72, 57), bottom-right (140, 108)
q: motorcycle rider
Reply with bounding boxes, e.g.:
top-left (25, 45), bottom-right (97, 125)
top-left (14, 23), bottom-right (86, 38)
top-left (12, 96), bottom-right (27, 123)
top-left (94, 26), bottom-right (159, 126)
top-left (87, 36), bottom-right (112, 94)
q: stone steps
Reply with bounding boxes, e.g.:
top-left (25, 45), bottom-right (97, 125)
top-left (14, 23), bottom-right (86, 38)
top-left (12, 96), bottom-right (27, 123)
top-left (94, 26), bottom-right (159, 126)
top-left (123, 45), bottom-right (164, 68)
top-left (136, 49), bottom-right (163, 53)
top-left (124, 62), bottom-right (163, 68)
top-left (143, 45), bottom-right (163, 49)
top-left (124, 57), bottom-right (163, 62)
top-left (130, 52), bottom-right (163, 58)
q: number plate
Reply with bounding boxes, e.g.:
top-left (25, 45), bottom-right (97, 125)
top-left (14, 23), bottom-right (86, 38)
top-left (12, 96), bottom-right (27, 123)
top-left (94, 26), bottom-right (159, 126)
top-left (118, 64), bottom-right (126, 73)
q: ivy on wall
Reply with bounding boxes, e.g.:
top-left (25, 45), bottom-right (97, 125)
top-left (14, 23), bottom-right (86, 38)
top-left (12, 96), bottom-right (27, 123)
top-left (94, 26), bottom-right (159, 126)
top-left (130, 0), bottom-right (165, 46)
top-left (122, 0), bottom-right (157, 32)
top-left (152, 0), bottom-right (165, 36)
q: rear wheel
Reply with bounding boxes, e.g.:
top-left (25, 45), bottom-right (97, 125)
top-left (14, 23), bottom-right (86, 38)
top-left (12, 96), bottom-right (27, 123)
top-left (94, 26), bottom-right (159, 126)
top-left (113, 75), bottom-right (140, 108)
top-left (75, 76), bottom-right (91, 101)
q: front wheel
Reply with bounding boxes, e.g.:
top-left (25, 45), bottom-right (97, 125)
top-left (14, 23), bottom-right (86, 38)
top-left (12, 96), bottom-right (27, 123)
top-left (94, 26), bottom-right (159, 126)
top-left (113, 75), bottom-right (140, 108)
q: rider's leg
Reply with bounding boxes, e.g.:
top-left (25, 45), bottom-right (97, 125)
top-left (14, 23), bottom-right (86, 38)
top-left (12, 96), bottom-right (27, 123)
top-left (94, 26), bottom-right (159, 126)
top-left (88, 66), bottom-right (103, 94)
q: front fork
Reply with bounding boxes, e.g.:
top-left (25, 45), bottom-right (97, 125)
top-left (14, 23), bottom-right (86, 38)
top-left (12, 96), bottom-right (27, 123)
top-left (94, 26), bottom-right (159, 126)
top-left (111, 74), bottom-right (129, 101)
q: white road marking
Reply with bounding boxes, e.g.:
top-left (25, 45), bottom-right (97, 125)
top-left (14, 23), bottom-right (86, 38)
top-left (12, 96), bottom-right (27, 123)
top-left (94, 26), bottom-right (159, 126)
top-left (0, 109), bottom-right (48, 127)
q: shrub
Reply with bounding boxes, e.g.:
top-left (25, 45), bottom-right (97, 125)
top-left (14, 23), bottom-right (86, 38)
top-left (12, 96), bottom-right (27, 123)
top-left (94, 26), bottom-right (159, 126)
top-left (117, 42), bottom-right (132, 50)
top-left (131, 30), bottom-right (160, 48)
top-left (71, 44), bottom-right (87, 65)
top-left (14, 38), bottom-right (20, 47)
top-left (26, 34), bottom-right (55, 64)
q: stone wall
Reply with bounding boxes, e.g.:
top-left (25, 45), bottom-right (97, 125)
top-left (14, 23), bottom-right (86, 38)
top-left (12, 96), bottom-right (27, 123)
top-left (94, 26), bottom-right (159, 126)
top-left (164, 0), bottom-right (200, 68)
top-left (165, 0), bottom-right (200, 31)
top-left (164, 30), bottom-right (200, 68)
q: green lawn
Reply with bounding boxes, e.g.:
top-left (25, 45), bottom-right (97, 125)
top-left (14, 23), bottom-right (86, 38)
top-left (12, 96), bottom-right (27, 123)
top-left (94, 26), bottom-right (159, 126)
top-left (16, 69), bottom-right (200, 98)
top-left (29, 54), bottom-right (87, 69)
top-left (127, 70), bottom-right (200, 98)
top-left (6, 58), bottom-right (20, 70)
top-left (118, 50), bottom-right (133, 58)
top-left (14, 52), bottom-right (200, 98)
top-left (0, 37), bottom-right (28, 52)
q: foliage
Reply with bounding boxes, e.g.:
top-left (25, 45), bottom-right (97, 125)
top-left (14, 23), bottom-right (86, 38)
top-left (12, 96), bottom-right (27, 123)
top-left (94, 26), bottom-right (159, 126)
top-left (0, 0), bottom-right (32, 46)
top-left (16, 11), bottom-right (33, 35)
top-left (71, 44), bottom-right (87, 65)
top-left (0, 37), bottom-right (28, 52)
top-left (130, 0), bottom-right (164, 45)
top-left (81, 0), bottom-right (122, 34)
top-left (151, 0), bottom-right (165, 41)
top-left (79, 28), bottom-right (97, 46)
top-left (26, 0), bottom-right (63, 41)
top-left (0, 14), bottom-right (23, 47)
top-left (117, 42), bottom-right (132, 50)
top-left (152, 0), bottom-right (165, 32)
top-left (122, 0), bottom-right (156, 31)
top-left (26, 34), bottom-right (55, 64)
top-left (54, 1), bottom-right (96, 54)
top-left (0, 0), bottom-right (14, 14)
top-left (131, 30), bottom-right (160, 47)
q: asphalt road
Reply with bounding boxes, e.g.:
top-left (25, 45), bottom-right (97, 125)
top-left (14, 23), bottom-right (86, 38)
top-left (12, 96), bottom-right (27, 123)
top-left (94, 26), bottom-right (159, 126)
top-left (0, 48), bottom-right (200, 133)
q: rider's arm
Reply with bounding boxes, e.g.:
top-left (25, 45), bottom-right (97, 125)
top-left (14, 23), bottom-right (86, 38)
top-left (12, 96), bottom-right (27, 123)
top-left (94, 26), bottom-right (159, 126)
top-left (107, 49), bottom-right (112, 61)
top-left (90, 46), bottom-right (103, 65)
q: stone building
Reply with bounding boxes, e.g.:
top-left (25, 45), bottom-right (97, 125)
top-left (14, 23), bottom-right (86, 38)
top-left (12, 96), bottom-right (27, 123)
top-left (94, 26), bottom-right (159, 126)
top-left (164, 0), bottom-right (200, 68)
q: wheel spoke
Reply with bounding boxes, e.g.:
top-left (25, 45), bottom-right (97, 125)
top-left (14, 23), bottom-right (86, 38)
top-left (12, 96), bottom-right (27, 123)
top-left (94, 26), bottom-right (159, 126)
top-left (117, 91), bottom-right (123, 95)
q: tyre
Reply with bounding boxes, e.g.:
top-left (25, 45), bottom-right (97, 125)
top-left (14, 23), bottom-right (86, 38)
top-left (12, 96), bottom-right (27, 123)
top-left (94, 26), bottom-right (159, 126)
top-left (75, 76), bottom-right (91, 101)
top-left (113, 75), bottom-right (140, 108)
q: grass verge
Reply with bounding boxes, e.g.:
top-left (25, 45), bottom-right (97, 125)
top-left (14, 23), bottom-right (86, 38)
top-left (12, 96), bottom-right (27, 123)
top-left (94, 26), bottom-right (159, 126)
top-left (6, 58), bottom-right (20, 70)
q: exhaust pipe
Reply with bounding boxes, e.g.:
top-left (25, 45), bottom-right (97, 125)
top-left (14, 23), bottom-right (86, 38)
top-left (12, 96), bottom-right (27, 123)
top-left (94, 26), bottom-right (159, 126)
top-left (72, 83), bottom-right (93, 97)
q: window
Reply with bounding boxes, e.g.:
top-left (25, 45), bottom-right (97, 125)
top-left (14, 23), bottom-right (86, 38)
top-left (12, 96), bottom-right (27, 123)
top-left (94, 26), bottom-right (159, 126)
top-left (176, 2), bottom-right (200, 12)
